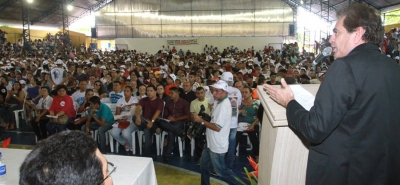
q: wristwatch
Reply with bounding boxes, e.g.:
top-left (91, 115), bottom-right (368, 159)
top-left (151, 120), bottom-right (155, 123)
top-left (201, 121), bottom-right (204, 125)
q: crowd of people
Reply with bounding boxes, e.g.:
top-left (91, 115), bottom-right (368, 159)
top-left (1, 18), bottom-right (399, 184)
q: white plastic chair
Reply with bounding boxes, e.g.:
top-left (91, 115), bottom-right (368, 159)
top-left (14, 93), bottom-right (27, 129)
top-left (138, 131), bottom-right (160, 155)
top-left (160, 131), bottom-right (185, 157)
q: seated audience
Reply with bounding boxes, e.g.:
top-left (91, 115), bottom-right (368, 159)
top-left (47, 85), bottom-right (76, 136)
top-left (82, 96), bottom-right (114, 154)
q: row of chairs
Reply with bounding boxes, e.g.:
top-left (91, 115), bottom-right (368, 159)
top-left (100, 98), bottom-right (194, 157)
top-left (93, 98), bottom-right (253, 157)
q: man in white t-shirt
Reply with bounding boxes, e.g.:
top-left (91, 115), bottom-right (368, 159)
top-left (71, 80), bottom-right (87, 105)
top-left (192, 80), bottom-right (240, 185)
top-left (221, 72), bottom-right (242, 170)
top-left (51, 59), bottom-right (67, 86)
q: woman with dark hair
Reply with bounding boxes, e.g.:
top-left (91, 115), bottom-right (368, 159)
top-left (110, 86), bottom-right (139, 152)
top-left (46, 84), bottom-right (76, 136)
top-left (236, 86), bottom-right (260, 162)
top-left (129, 70), bottom-right (143, 87)
top-left (93, 80), bottom-right (107, 98)
top-left (137, 84), bottom-right (147, 101)
top-left (25, 77), bottom-right (41, 121)
top-left (156, 84), bottom-right (170, 103)
top-left (253, 52), bottom-right (262, 66)
top-left (1, 81), bottom-right (26, 129)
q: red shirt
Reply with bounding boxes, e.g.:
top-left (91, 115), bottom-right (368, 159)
top-left (49, 95), bottom-right (76, 118)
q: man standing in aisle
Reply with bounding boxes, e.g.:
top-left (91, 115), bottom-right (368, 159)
top-left (190, 87), bottom-right (211, 165)
top-left (220, 72), bottom-right (242, 170)
top-left (193, 80), bottom-right (241, 185)
top-left (264, 3), bottom-right (400, 185)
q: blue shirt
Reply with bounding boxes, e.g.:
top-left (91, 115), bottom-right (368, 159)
top-left (88, 103), bottom-right (114, 125)
top-left (109, 91), bottom-right (124, 104)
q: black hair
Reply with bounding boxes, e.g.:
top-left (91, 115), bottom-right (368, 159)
top-left (19, 131), bottom-right (103, 185)
top-left (55, 84), bottom-right (68, 92)
top-left (40, 86), bottom-right (51, 93)
top-left (89, 96), bottom-right (101, 105)
top-left (170, 87), bottom-right (179, 93)
top-left (85, 89), bottom-right (94, 95)
top-left (146, 84), bottom-right (157, 91)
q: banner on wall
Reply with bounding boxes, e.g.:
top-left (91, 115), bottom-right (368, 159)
top-left (167, 39), bottom-right (198, 45)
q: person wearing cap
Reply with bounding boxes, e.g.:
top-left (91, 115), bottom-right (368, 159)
top-left (264, 4), bottom-right (400, 184)
top-left (220, 72), bottom-right (242, 170)
top-left (192, 80), bottom-right (241, 185)
top-left (50, 59), bottom-right (67, 86)
top-left (165, 74), bottom-right (178, 96)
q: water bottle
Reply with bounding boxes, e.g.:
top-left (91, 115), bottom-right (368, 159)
top-left (0, 152), bottom-right (6, 185)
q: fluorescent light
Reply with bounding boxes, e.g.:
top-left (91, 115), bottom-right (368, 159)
top-left (67, 5), bottom-right (73, 11)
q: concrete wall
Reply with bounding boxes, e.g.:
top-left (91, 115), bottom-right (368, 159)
top-left (115, 36), bottom-right (284, 54)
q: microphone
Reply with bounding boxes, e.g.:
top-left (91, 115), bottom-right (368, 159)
top-left (313, 47), bottom-right (332, 66)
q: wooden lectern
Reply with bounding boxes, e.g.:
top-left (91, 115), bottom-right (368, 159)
top-left (257, 84), bottom-right (320, 185)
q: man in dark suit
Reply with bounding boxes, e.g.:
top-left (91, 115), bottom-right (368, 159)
top-left (264, 3), bottom-right (400, 185)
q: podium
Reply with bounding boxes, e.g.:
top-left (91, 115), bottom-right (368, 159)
top-left (257, 84), bottom-right (320, 185)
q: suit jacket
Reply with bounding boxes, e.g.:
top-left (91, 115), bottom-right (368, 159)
top-left (287, 43), bottom-right (400, 185)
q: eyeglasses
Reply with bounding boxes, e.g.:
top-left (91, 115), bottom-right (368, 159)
top-left (99, 162), bottom-right (116, 184)
top-left (95, 84), bottom-right (101, 86)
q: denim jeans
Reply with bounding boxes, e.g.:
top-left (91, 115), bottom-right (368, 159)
top-left (0, 104), bottom-right (23, 124)
top-left (200, 147), bottom-right (241, 185)
top-left (46, 117), bottom-right (74, 136)
top-left (81, 122), bottom-right (113, 154)
top-left (110, 121), bottom-right (139, 147)
top-left (159, 120), bottom-right (184, 157)
top-left (226, 128), bottom-right (237, 169)
top-left (132, 115), bottom-right (157, 157)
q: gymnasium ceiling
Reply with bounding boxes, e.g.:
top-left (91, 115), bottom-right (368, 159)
top-left (0, 0), bottom-right (398, 27)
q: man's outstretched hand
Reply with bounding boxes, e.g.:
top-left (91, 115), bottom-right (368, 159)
top-left (263, 78), bottom-right (294, 108)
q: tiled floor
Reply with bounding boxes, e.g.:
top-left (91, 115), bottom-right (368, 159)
top-left (2, 120), bottom-right (256, 184)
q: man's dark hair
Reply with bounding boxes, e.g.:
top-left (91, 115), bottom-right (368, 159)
top-left (278, 69), bottom-right (287, 73)
top-left (113, 81), bottom-right (121, 85)
top-left (170, 87), bottom-right (179, 93)
top-left (270, 72), bottom-right (277, 77)
top-left (55, 84), bottom-right (68, 92)
top-left (337, 3), bottom-right (383, 45)
top-left (89, 96), bottom-right (101, 105)
top-left (85, 89), bottom-right (94, 95)
top-left (20, 131), bottom-right (103, 185)
top-left (196, 86), bottom-right (204, 91)
top-left (146, 84), bottom-right (156, 91)
top-left (189, 72), bottom-right (196, 77)
top-left (40, 86), bottom-right (51, 93)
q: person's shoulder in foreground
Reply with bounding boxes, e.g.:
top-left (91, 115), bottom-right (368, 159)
top-left (20, 130), bottom-right (113, 185)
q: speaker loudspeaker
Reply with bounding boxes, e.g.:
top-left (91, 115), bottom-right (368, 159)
top-left (91, 28), bottom-right (97, 38)
top-left (289, 24), bottom-right (295, 36)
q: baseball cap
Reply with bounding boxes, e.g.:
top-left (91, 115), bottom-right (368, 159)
top-left (19, 80), bottom-right (26, 84)
top-left (169, 74), bottom-right (177, 82)
top-left (221, 72), bottom-right (233, 82)
top-left (55, 59), bottom-right (63, 65)
top-left (210, 80), bottom-right (228, 92)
